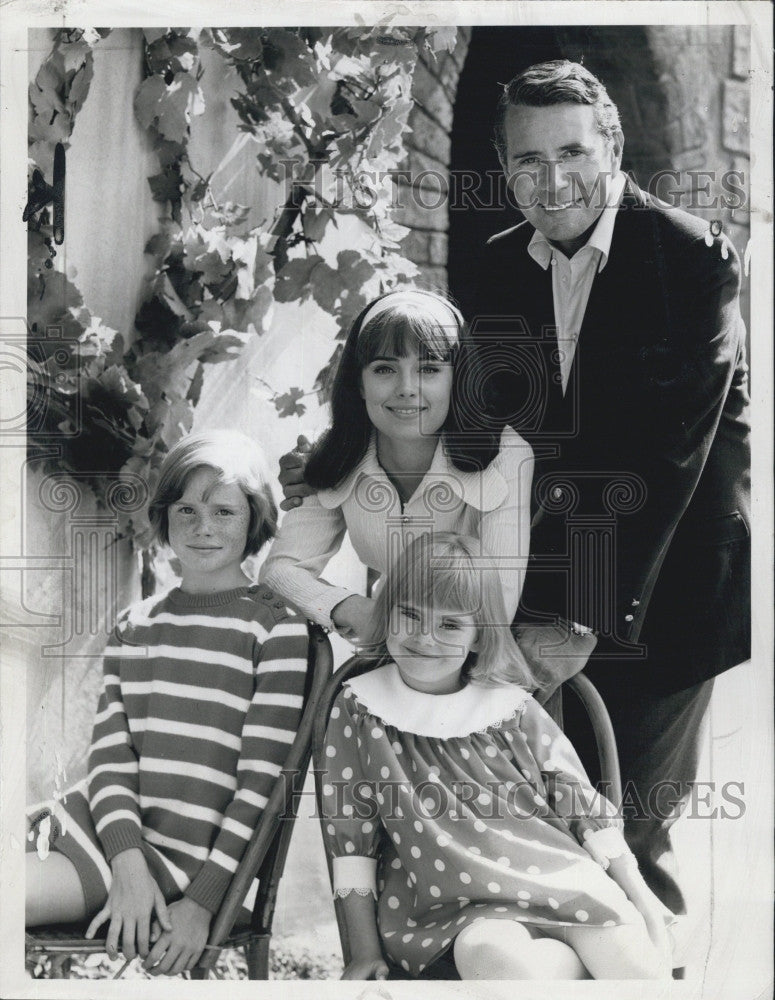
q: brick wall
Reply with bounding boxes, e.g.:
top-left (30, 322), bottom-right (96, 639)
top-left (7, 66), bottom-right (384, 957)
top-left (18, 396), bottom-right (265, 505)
top-left (394, 29), bottom-right (471, 290)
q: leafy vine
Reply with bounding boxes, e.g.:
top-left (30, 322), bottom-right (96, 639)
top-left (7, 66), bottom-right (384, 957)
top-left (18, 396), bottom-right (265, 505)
top-left (27, 25), bottom-right (458, 550)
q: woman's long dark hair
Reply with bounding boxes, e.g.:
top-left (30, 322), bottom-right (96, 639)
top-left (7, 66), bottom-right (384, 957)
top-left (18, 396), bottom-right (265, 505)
top-left (305, 290), bottom-right (502, 490)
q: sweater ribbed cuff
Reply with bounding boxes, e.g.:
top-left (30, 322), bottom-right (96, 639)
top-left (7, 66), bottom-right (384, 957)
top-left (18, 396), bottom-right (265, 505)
top-left (184, 862), bottom-right (232, 914)
top-left (100, 821), bottom-right (144, 862)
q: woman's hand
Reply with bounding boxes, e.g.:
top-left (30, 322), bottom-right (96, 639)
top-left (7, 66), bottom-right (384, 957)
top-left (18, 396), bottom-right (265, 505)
top-left (279, 435), bottom-right (314, 511)
top-left (144, 896), bottom-right (212, 976)
top-left (331, 595), bottom-right (377, 642)
top-left (342, 956), bottom-right (390, 980)
top-left (85, 847), bottom-right (172, 962)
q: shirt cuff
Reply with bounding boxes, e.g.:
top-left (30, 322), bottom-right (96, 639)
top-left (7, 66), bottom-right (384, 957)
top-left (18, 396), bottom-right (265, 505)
top-left (333, 855), bottom-right (377, 899)
top-left (581, 826), bottom-right (633, 870)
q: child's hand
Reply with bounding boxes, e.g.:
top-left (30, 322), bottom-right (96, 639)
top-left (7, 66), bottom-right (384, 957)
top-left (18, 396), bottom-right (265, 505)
top-left (342, 956), bottom-right (390, 980)
top-left (144, 896), bottom-right (212, 976)
top-left (641, 902), bottom-right (673, 975)
top-left (85, 847), bottom-right (172, 962)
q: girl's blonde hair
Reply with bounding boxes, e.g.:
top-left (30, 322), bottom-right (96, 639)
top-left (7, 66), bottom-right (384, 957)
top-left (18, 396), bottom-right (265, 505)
top-left (148, 430), bottom-right (277, 558)
top-left (362, 532), bottom-right (534, 688)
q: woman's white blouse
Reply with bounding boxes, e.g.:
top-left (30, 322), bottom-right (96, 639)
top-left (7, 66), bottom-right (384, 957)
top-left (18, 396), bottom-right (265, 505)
top-left (261, 426), bottom-right (534, 628)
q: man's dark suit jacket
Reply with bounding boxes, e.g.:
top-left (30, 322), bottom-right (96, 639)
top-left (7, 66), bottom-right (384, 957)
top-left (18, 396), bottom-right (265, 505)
top-left (470, 180), bottom-right (751, 692)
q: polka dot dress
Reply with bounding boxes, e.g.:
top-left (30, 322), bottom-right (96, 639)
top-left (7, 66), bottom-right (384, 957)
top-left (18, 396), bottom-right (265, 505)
top-left (321, 663), bottom-right (640, 977)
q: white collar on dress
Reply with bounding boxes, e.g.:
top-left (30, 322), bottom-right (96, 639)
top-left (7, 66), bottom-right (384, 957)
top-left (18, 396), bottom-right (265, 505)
top-left (345, 661), bottom-right (531, 738)
top-left (318, 431), bottom-right (509, 513)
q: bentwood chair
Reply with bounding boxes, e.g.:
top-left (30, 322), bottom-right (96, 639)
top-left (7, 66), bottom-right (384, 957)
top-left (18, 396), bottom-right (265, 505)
top-left (312, 656), bottom-right (622, 980)
top-left (25, 623), bottom-right (334, 981)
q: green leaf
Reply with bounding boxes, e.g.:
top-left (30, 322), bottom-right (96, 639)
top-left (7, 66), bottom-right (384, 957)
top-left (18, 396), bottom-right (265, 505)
top-left (211, 28), bottom-right (265, 62)
top-left (143, 28), bottom-right (169, 45)
top-left (262, 29), bottom-right (316, 89)
top-left (274, 386), bottom-right (307, 418)
top-left (366, 98), bottom-right (412, 156)
top-left (273, 256), bottom-right (325, 303)
top-left (186, 360), bottom-right (204, 405)
top-left (309, 260), bottom-right (340, 312)
top-left (424, 27), bottom-right (457, 53)
top-left (195, 249), bottom-right (232, 287)
top-left (145, 232), bottom-right (172, 257)
top-left (148, 169), bottom-right (182, 204)
top-left (301, 207), bottom-right (333, 243)
top-left (134, 75), bottom-right (168, 130)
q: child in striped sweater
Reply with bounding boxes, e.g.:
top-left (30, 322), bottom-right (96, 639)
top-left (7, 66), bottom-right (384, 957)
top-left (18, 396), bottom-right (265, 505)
top-left (26, 430), bottom-right (309, 976)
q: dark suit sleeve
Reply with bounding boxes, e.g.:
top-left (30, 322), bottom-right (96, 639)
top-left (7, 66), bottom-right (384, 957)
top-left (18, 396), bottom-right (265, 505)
top-left (594, 229), bottom-right (748, 646)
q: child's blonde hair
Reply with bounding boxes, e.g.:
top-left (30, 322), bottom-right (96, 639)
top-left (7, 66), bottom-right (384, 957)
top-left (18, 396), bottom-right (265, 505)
top-left (362, 532), bottom-right (534, 687)
top-left (149, 430), bottom-right (277, 558)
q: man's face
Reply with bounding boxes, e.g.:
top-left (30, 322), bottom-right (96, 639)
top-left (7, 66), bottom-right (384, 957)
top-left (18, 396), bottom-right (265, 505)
top-left (501, 102), bottom-right (623, 256)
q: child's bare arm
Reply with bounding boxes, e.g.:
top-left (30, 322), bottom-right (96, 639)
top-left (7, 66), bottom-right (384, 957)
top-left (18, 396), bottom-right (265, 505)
top-left (321, 690), bottom-right (388, 979)
top-left (605, 855), bottom-right (672, 970)
top-left (339, 892), bottom-right (389, 980)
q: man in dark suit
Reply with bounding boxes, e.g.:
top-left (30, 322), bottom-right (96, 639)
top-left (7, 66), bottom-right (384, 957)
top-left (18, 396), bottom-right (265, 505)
top-left (472, 60), bottom-right (750, 921)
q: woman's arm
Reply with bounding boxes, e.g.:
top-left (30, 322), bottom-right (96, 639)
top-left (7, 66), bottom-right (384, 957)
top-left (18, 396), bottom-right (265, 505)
top-left (479, 427), bottom-right (534, 622)
top-left (260, 496), bottom-right (355, 628)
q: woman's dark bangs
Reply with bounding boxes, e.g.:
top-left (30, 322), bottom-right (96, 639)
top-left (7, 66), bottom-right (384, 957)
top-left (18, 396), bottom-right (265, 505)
top-left (356, 309), bottom-right (458, 367)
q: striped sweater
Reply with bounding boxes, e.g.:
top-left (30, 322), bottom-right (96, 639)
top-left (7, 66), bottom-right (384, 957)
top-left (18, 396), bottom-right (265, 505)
top-left (88, 584), bottom-right (309, 914)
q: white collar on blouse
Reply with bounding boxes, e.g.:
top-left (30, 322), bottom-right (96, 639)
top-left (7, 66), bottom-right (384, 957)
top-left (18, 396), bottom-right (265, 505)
top-left (345, 661), bottom-right (531, 738)
top-left (318, 431), bottom-right (509, 512)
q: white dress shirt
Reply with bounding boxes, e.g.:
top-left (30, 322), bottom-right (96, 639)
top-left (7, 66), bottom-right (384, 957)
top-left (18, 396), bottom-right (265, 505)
top-left (527, 172), bottom-right (627, 393)
top-left (260, 426), bottom-right (534, 629)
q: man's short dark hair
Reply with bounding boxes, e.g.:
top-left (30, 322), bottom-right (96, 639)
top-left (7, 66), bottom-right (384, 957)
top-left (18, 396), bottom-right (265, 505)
top-left (494, 59), bottom-right (622, 162)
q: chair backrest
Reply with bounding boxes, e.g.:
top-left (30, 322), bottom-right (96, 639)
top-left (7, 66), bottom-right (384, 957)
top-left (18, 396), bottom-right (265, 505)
top-left (312, 657), bottom-right (622, 967)
top-left (198, 622), bottom-right (334, 969)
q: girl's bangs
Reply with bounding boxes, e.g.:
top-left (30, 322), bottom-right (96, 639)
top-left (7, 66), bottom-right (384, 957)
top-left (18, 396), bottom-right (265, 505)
top-left (356, 308), bottom-right (459, 368)
top-left (395, 551), bottom-right (483, 619)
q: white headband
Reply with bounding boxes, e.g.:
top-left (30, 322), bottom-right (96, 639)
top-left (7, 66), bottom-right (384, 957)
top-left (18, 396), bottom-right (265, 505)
top-left (358, 290), bottom-right (461, 332)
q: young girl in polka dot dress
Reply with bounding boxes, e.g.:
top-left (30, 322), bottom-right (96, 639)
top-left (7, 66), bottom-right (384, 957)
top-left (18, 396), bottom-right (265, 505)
top-left (321, 533), bottom-right (673, 980)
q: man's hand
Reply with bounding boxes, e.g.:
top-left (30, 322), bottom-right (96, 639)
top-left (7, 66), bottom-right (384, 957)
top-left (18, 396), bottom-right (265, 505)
top-left (341, 956), bottom-right (390, 980)
top-left (144, 896), bottom-right (212, 976)
top-left (84, 847), bottom-right (172, 962)
top-left (331, 595), bottom-right (377, 642)
top-left (279, 435), bottom-right (314, 511)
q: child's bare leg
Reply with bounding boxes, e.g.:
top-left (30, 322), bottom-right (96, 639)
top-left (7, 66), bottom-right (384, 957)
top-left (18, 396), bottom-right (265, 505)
top-left (454, 918), bottom-right (588, 980)
top-left (26, 853), bottom-right (88, 926)
top-left (556, 920), bottom-right (670, 980)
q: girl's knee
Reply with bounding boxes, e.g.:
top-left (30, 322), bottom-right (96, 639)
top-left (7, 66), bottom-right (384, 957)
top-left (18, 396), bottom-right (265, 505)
top-left (454, 919), bottom-right (534, 978)
top-left (26, 852), bottom-right (87, 927)
top-left (564, 923), bottom-right (670, 980)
